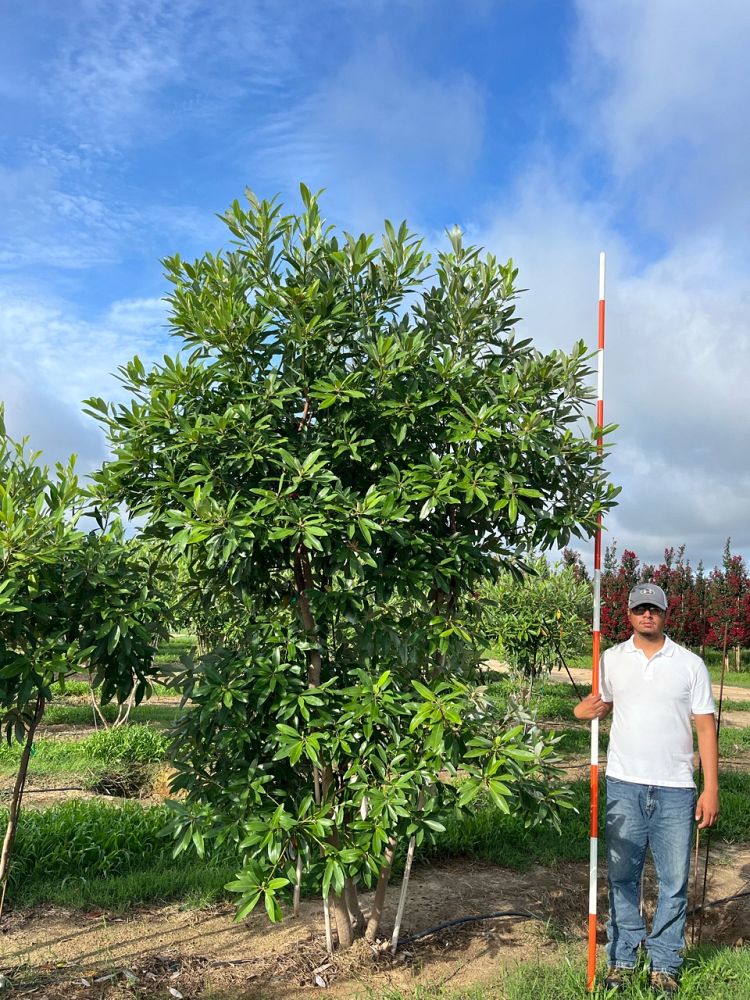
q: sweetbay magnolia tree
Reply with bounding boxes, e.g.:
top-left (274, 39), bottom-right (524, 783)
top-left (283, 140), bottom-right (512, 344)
top-left (88, 187), bottom-right (618, 947)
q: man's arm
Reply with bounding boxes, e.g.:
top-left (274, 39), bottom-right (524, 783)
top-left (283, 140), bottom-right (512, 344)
top-left (694, 712), bottom-right (720, 829)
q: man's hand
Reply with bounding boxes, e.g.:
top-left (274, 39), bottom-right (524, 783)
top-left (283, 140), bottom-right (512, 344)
top-left (695, 788), bottom-right (720, 829)
top-left (573, 693), bottom-right (612, 721)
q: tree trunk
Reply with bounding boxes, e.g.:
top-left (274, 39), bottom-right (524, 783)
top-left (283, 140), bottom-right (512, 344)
top-left (89, 681), bottom-right (109, 730)
top-left (390, 829), bottom-right (417, 954)
top-left (293, 849), bottom-right (303, 918)
top-left (0, 692), bottom-right (46, 916)
top-left (390, 787), bottom-right (425, 954)
top-left (344, 877), bottom-right (366, 935)
top-left (114, 686), bottom-right (136, 727)
top-left (332, 889), bottom-right (354, 948)
top-left (734, 645), bottom-right (741, 672)
top-left (365, 838), bottom-right (397, 942)
top-left (294, 545), bottom-right (322, 688)
top-left (294, 546), bottom-right (360, 947)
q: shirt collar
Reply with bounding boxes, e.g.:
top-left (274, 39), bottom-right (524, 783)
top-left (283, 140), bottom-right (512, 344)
top-left (625, 633), bottom-right (674, 657)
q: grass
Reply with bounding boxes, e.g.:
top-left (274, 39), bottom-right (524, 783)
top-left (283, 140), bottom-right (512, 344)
top-left (1, 768), bottom-right (748, 912)
top-left (427, 770), bottom-right (750, 873)
top-left (42, 702), bottom-right (180, 728)
top-left (1, 799), bottom-right (238, 910)
top-left (368, 946), bottom-right (750, 998)
top-left (20, 860), bottom-right (237, 911)
top-left (154, 633), bottom-right (197, 664)
top-left (718, 726), bottom-right (750, 758)
top-left (721, 698), bottom-right (750, 712)
top-left (708, 665), bottom-right (750, 688)
top-left (0, 724), bottom-right (170, 779)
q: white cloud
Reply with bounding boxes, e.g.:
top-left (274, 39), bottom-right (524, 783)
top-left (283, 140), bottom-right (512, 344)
top-left (0, 290), bottom-right (171, 468)
top-left (251, 36), bottom-right (485, 228)
top-left (570, 0), bottom-right (750, 242)
top-left (468, 160), bottom-right (750, 569)
top-left (35, 0), bottom-right (295, 150)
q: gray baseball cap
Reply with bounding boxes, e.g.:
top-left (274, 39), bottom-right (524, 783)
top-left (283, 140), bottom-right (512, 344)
top-left (628, 583), bottom-right (668, 611)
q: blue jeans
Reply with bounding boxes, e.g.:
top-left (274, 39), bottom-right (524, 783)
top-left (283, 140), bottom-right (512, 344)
top-left (606, 777), bottom-right (695, 975)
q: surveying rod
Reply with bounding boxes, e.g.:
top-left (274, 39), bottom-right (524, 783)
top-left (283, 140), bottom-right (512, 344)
top-left (587, 252), bottom-right (606, 992)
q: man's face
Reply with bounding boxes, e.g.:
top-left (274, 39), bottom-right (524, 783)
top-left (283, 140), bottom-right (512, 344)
top-left (628, 603), bottom-right (666, 638)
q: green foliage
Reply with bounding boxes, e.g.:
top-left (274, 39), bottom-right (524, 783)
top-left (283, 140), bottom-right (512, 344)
top-left (18, 861), bottom-right (237, 912)
top-left (87, 187), bottom-right (619, 931)
top-left (0, 415), bottom-right (171, 743)
top-left (2, 800), bottom-right (167, 887)
top-left (0, 800), bottom-right (236, 899)
top-left (80, 724), bottom-right (171, 764)
top-left (482, 558), bottom-right (592, 700)
top-left (42, 702), bottom-right (178, 727)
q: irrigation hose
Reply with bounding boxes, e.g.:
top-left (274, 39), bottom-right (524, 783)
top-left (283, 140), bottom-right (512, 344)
top-left (396, 909), bottom-right (541, 947)
top-left (391, 885), bottom-right (750, 951)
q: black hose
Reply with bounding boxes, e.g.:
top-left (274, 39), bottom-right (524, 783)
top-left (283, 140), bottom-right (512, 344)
top-left (397, 909), bottom-right (541, 947)
top-left (688, 887), bottom-right (750, 915)
top-left (396, 884), bottom-right (750, 951)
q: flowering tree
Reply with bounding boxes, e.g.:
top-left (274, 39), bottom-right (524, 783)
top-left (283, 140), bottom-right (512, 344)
top-left (706, 540), bottom-right (749, 668)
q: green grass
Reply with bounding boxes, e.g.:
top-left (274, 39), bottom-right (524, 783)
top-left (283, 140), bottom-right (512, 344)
top-left (486, 678), bottom-right (589, 722)
top-left (718, 726), bottom-right (750, 758)
top-left (708, 665), bottom-right (750, 687)
top-left (42, 702), bottom-right (180, 728)
top-left (367, 946), bottom-right (750, 999)
top-left (2, 769), bottom-right (748, 913)
top-left (0, 725), bottom-right (170, 778)
top-left (154, 633), bottom-right (197, 663)
top-left (20, 860), bottom-right (237, 911)
top-left (721, 698), bottom-right (750, 712)
top-left (1, 799), bottom-right (238, 910)
top-left (426, 771), bottom-right (750, 873)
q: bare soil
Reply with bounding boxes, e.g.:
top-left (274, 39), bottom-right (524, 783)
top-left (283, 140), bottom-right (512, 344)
top-left (1, 844), bottom-right (748, 1000)
top-left (2, 673), bottom-right (748, 997)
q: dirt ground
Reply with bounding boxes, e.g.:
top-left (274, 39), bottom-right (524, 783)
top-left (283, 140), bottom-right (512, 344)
top-left (1, 844), bottom-right (748, 1000)
top-left (2, 671), bottom-right (748, 997)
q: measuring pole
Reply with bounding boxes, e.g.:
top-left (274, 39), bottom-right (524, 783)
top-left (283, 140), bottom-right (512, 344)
top-left (587, 252), bottom-right (606, 992)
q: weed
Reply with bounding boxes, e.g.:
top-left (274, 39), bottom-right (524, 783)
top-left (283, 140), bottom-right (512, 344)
top-left (718, 726), bottom-right (750, 758)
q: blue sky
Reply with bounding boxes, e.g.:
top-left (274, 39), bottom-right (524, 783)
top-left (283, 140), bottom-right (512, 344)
top-left (1, 0), bottom-right (748, 571)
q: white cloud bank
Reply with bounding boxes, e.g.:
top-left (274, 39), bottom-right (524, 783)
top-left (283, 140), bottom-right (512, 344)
top-left (0, 291), bottom-right (170, 470)
top-left (470, 1), bottom-right (750, 568)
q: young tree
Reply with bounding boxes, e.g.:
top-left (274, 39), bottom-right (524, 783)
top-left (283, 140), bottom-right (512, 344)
top-left (482, 557), bottom-right (592, 703)
top-left (87, 187), bottom-right (619, 946)
top-left (0, 416), bottom-right (169, 909)
top-left (707, 539), bottom-right (749, 669)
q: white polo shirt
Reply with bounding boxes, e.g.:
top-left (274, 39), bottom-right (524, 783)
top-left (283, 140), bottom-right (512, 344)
top-left (600, 634), bottom-right (715, 788)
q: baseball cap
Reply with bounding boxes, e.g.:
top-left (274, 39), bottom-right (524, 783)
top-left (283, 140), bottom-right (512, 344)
top-left (628, 583), bottom-right (668, 611)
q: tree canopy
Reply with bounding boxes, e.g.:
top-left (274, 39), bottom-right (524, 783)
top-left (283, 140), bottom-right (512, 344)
top-left (87, 186), bottom-right (619, 946)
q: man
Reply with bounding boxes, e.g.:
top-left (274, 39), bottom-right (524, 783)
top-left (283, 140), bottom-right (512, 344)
top-left (574, 583), bottom-right (719, 995)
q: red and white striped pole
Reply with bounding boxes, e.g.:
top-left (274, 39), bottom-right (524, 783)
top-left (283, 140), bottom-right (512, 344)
top-left (587, 251), bottom-right (606, 992)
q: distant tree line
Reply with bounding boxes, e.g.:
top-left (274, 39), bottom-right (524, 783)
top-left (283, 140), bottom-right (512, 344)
top-left (564, 540), bottom-right (749, 665)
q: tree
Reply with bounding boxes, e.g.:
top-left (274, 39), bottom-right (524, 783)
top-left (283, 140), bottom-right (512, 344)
top-left (88, 187), bottom-right (619, 947)
top-left (706, 539), bottom-right (749, 669)
top-left (0, 415), bottom-right (169, 909)
top-left (482, 557), bottom-right (592, 704)
top-left (600, 543), bottom-right (639, 643)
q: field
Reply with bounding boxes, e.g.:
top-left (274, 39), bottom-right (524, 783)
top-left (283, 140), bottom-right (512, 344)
top-left (1, 641), bottom-right (749, 999)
